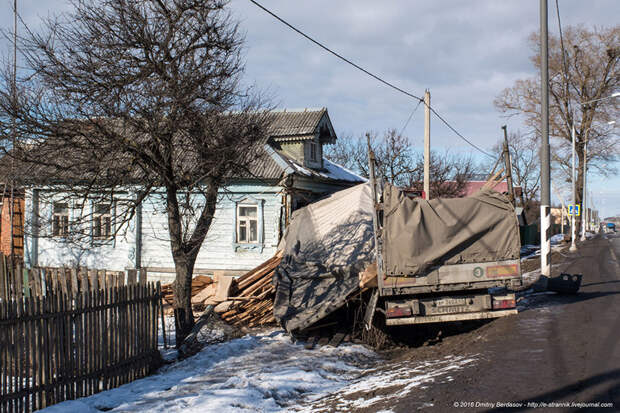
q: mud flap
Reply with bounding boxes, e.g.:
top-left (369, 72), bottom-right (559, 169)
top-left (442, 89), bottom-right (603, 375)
top-left (364, 288), bottom-right (379, 330)
top-left (547, 273), bottom-right (582, 294)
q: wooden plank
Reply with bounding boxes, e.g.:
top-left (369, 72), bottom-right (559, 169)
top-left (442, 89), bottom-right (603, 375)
top-left (50, 293), bottom-right (59, 406)
top-left (328, 332), bottom-right (346, 348)
top-left (0, 255), bottom-right (6, 300)
top-left (235, 256), bottom-right (281, 290)
top-left (239, 274), bottom-right (273, 297)
top-left (138, 268), bottom-right (147, 285)
top-left (44, 295), bottom-right (52, 407)
top-left (15, 262), bottom-right (23, 299)
top-left (127, 269), bottom-right (137, 285)
top-left (106, 272), bottom-right (114, 291)
top-left (16, 296), bottom-right (23, 412)
top-left (0, 299), bottom-right (5, 410)
top-left (24, 296), bottom-right (33, 413)
top-left (87, 290), bottom-right (94, 396)
top-left (70, 269), bottom-right (79, 298)
top-left (79, 268), bottom-right (89, 293)
top-left (89, 269), bottom-right (99, 291)
top-left (97, 270), bottom-right (106, 290)
top-left (36, 296), bottom-right (44, 409)
top-left (32, 268), bottom-right (43, 297)
top-left (23, 267), bottom-right (31, 298)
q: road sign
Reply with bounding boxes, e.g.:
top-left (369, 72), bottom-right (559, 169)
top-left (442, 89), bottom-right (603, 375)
top-left (568, 204), bottom-right (581, 216)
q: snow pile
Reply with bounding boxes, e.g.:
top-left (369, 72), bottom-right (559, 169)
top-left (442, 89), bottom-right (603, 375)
top-left (39, 329), bottom-right (477, 413)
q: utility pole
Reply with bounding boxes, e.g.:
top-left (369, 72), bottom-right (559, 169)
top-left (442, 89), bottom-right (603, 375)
top-left (580, 131), bottom-right (588, 241)
top-left (569, 108), bottom-right (577, 252)
top-left (501, 125), bottom-right (515, 205)
top-left (424, 90), bottom-right (430, 200)
top-left (539, 0), bottom-right (551, 277)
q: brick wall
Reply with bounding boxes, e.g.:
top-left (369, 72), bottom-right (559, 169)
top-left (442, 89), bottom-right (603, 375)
top-left (0, 196), bottom-right (24, 256)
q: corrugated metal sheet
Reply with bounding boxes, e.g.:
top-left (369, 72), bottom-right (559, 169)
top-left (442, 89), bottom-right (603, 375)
top-left (266, 108), bottom-right (326, 138)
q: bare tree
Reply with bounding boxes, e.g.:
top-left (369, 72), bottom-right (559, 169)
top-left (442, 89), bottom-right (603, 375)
top-left (325, 129), bottom-right (476, 196)
top-left (326, 129), bottom-right (417, 186)
top-left (494, 25), bottom-right (619, 228)
top-left (0, 0), bottom-right (271, 344)
top-left (407, 151), bottom-right (476, 198)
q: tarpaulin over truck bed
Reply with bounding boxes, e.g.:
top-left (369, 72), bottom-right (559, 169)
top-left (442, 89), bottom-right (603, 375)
top-left (382, 183), bottom-right (521, 276)
top-left (273, 183), bottom-right (375, 332)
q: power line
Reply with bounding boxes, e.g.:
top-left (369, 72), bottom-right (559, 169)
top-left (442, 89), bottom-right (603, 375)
top-left (429, 107), bottom-right (494, 157)
top-left (249, 0), bottom-right (494, 158)
top-left (248, 0), bottom-right (423, 102)
top-left (399, 100), bottom-right (422, 137)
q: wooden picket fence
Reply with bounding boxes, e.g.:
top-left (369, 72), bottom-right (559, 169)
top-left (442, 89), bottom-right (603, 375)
top-left (0, 281), bottom-right (162, 412)
top-left (0, 254), bottom-right (148, 300)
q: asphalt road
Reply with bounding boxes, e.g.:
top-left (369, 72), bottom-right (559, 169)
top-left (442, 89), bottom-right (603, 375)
top-left (352, 234), bottom-right (620, 413)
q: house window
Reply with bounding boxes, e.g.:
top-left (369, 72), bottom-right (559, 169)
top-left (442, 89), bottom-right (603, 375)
top-left (93, 204), bottom-right (112, 239)
top-left (309, 141), bottom-right (317, 161)
top-left (236, 204), bottom-right (258, 243)
top-left (52, 203), bottom-right (69, 237)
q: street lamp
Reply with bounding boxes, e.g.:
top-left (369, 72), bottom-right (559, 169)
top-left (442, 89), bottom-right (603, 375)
top-left (572, 93), bottom-right (619, 246)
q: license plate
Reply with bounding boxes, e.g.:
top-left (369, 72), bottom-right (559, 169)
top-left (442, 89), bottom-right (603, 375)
top-left (435, 298), bottom-right (468, 307)
top-left (428, 305), bottom-right (470, 314)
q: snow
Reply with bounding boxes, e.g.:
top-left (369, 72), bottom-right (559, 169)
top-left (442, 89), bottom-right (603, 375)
top-left (284, 156), bottom-right (365, 183)
top-left (38, 330), bottom-right (477, 413)
top-left (322, 158), bottom-right (366, 182)
top-left (550, 234), bottom-right (564, 245)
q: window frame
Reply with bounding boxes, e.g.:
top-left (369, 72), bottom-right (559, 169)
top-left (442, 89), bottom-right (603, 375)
top-left (232, 196), bottom-right (264, 252)
top-left (236, 203), bottom-right (259, 244)
top-left (52, 202), bottom-right (69, 238)
top-left (309, 141), bottom-right (318, 162)
top-left (92, 202), bottom-right (114, 240)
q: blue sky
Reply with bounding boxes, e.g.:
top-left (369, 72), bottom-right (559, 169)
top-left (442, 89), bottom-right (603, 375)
top-left (1, 0), bottom-right (618, 216)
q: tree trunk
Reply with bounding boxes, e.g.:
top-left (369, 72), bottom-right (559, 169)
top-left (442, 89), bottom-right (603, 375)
top-left (167, 181), bottom-right (220, 347)
top-left (173, 254), bottom-right (197, 347)
top-left (575, 144), bottom-right (585, 236)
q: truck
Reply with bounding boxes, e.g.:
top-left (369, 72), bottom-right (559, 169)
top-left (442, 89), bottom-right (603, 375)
top-left (273, 166), bottom-right (523, 334)
top-left (366, 180), bottom-right (522, 327)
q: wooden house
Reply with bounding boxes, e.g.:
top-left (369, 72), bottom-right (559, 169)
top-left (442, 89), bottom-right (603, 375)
top-left (21, 108), bottom-right (364, 281)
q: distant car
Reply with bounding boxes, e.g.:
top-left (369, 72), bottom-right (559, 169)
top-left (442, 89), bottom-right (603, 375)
top-left (606, 222), bottom-right (616, 233)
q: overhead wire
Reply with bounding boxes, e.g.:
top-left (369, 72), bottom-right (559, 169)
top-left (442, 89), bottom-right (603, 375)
top-left (398, 99), bottom-right (422, 137)
top-left (249, 0), bottom-right (494, 158)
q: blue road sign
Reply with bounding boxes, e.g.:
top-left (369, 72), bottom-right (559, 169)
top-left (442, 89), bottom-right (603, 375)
top-left (568, 204), bottom-right (581, 216)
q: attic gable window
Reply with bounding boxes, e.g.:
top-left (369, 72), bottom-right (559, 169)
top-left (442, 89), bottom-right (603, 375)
top-left (309, 141), bottom-right (317, 162)
top-left (237, 204), bottom-right (258, 243)
top-left (93, 203), bottom-right (112, 239)
top-left (52, 203), bottom-right (69, 237)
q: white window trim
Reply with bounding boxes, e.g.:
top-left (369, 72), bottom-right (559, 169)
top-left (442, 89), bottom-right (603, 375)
top-left (232, 196), bottom-right (265, 252)
top-left (236, 203), bottom-right (259, 244)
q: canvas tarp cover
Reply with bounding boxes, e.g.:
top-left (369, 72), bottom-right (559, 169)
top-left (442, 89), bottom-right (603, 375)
top-left (382, 183), bottom-right (521, 276)
top-left (273, 183), bottom-right (374, 332)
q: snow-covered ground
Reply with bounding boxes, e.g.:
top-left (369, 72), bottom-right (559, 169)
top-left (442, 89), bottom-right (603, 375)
top-left (40, 330), bottom-right (477, 413)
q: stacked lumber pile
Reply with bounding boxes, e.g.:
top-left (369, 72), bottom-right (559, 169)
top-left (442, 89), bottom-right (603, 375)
top-left (161, 275), bottom-right (214, 306)
top-left (220, 252), bottom-right (282, 328)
